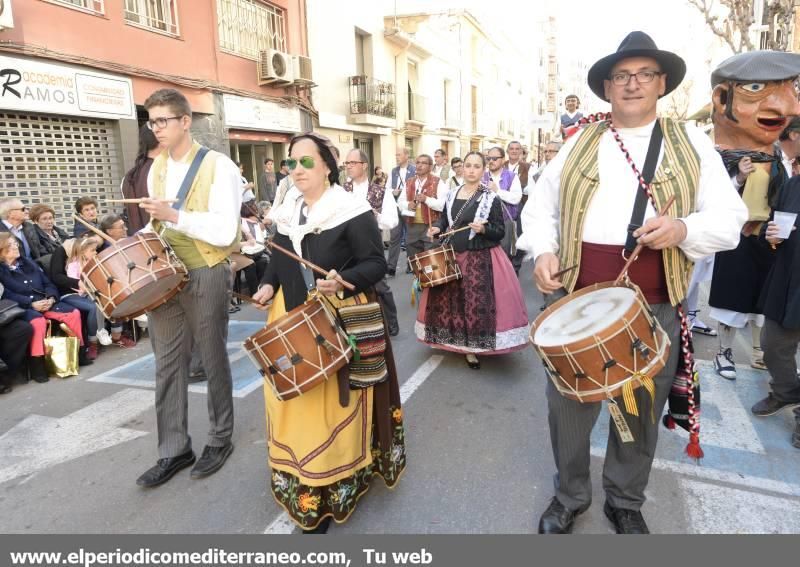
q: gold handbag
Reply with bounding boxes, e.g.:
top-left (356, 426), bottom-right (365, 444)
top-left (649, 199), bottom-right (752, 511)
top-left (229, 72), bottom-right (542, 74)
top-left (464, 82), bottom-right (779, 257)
top-left (44, 321), bottom-right (79, 379)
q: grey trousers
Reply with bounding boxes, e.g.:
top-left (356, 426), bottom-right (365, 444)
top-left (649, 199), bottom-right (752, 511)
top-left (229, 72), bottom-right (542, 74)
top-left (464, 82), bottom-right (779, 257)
top-left (762, 318), bottom-right (800, 403)
top-left (375, 279), bottom-right (398, 330)
top-left (405, 222), bottom-right (434, 261)
top-left (148, 263), bottom-right (234, 459)
top-left (544, 290), bottom-right (681, 511)
top-left (386, 210), bottom-right (405, 272)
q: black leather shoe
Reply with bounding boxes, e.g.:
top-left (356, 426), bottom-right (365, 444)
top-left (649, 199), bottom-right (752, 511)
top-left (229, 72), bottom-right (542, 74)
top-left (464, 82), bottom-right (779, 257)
top-left (538, 497), bottom-right (588, 534)
top-left (604, 501), bottom-right (650, 534)
top-left (0, 383), bottom-right (12, 395)
top-left (386, 268), bottom-right (396, 277)
top-left (302, 517), bottom-right (332, 534)
top-left (136, 450), bottom-right (196, 487)
top-left (190, 443), bottom-right (234, 479)
top-left (388, 325), bottom-right (400, 337)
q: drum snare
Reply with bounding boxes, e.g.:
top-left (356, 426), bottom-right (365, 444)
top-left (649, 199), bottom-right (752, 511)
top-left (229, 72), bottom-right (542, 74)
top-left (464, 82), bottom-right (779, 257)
top-left (408, 244), bottom-right (462, 288)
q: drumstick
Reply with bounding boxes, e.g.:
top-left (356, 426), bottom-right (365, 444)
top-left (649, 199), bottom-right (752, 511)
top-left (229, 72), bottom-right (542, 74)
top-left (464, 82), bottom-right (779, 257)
top-left (438, 220), bottom-right (489, 239)
top-left (232, 292), bottom-right (272, 307)
top-left (552, 264), bottom-right (578, 279)
top-left (613, 195), bottom-right (676, 286)
top-left (107, 198), bottom-right (178, 204)
top-left (266, 241), bottom-right (356, 292)
top-left (72, 215), bottom-right (117, 247)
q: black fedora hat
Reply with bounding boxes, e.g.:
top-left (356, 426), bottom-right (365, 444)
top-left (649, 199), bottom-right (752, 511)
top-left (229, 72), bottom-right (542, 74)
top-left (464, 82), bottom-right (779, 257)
top-left (587, 31), bottom-right (686, 101)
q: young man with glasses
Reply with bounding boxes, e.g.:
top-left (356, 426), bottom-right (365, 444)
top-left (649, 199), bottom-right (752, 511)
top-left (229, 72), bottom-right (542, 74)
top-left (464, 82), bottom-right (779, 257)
top-left (344, 148), bottom-right (400, 336)
top-left (519, 31), bottom-right (746, 535)
top-left (0, 198), bottom-right (38, 260)
top-left (448, 157), bottom-right (464, 189)
top-left (397, 154), bottom-right (448, 264)
top-left (433, 148), bottom-right (451, 181)
top-left (135, 88), bottom-right (241, 488)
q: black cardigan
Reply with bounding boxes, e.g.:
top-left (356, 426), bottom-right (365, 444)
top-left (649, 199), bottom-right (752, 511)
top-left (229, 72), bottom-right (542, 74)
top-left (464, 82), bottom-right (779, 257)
top-left (261, 210), bottom-right (387, 311)
top-left (434, 188), bottom-right (505, 252)
top-left (760, 176), bottom-right (800, 329)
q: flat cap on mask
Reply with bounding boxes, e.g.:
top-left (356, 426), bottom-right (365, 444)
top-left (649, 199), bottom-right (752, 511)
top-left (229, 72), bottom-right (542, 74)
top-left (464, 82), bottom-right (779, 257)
top-left (712, 50), bottom-right (800, 86)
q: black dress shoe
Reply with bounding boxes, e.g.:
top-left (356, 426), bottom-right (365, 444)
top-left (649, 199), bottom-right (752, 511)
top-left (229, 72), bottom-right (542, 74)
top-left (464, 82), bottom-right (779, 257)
top-left (538, 497), bottom-right (588, 534)
top-left (136, 450), bottom-right (196, 487)
top-left (388, 325), bottom-right (400, 337)
top-left (386, 268), bottom-right (396, 277)
top-left (190, 443), bottom-right (234, 479)
top-left (302, 517), bottom-right (331, 534)
top-left (0, 383), bottom-right (12, 395)
top-left (603, 501), bottom-right (650, 534)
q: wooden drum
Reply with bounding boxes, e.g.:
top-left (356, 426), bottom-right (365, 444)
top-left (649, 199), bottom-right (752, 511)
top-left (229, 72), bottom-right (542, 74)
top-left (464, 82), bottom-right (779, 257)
top-left (408, 244), bottom-right (462, 288)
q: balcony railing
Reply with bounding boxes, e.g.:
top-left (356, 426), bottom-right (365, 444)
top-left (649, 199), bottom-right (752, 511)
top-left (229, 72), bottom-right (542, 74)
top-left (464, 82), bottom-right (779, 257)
top-left (408, 93), bottom-right (427, 123)
top-left (348, 76), bottom-right (396, 118)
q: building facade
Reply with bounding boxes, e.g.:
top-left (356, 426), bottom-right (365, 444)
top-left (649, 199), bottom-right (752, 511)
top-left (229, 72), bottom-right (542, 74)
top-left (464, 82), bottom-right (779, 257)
top-left (0, 0), bottom-right (313, 224)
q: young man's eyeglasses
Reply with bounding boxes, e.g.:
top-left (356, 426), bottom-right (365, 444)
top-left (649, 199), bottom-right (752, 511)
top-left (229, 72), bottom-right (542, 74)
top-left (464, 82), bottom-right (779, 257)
top-left (286, 156), bottom-right (315, 171)
top-left (146, 116), bottom-right (184, 130)
top-left (609, 71), bottom-right (662, 86)
top-left (486, 156), bottom-right (503, 162)
top-left (343, 161), bottom-right (366, 166)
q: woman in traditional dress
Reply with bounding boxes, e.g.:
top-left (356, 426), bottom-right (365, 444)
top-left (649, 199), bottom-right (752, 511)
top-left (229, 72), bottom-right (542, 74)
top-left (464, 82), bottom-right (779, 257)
top-left (418, 151), bottom-right (529, 369)
top-left (252, 132), bottom-right (406, 534)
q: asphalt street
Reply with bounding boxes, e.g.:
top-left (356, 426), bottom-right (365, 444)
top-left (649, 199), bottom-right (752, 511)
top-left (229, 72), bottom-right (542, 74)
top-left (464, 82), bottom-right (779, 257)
top-left (1, 260), bottom-right (799, 534)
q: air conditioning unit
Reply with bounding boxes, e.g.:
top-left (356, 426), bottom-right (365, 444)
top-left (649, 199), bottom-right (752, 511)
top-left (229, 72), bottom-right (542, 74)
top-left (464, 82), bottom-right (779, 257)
top-left (258, 49), bottom-right (294, 85)
top-left (292, 55), bottom-right (314, 86)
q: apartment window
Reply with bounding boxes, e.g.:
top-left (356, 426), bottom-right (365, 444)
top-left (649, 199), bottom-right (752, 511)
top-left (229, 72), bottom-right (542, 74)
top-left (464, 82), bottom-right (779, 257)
top-left (124, 0), bottom-right (180, 36)
top-left (217, 0), bottom-right (287, 60)
top-left (44, 0), bottom-right (105, 15)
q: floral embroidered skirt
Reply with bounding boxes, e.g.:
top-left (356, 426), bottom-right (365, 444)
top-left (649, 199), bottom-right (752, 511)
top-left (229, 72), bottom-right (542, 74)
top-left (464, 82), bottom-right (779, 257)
top-left (415, 246), bottom-right (529, 354)
top-left (264, 289), bottom-right (406, 531)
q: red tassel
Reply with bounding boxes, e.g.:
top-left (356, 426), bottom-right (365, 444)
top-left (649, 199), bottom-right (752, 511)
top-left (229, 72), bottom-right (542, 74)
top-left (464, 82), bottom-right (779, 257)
top-left (665, 415), bottom-right (676, 430)
top-left (685, 433), bottom-right (704, 460)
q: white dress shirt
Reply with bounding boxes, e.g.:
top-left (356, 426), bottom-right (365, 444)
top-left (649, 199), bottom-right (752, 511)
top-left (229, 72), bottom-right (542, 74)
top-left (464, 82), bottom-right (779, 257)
top-left (146, 148), bottom-right (242, 247)
top-left (351, 178), bottom-right (399, 230)
top-left (397, 175), bottom-right (448, 218)
top-left (518, 120), bottom-right (748, 262)
top-left (487, 170), bottom-right (522, 206)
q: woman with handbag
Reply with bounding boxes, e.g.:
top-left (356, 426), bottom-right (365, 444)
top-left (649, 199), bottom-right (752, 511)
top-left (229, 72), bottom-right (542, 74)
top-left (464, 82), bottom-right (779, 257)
top-left (252, 132), bottom-right (406, 534)
top-left (421, 151), bottom-right (529, 369)
top-left (0, 233), bottom-right (89, 381)
top-left (0, 282), bottom-right (33, 393)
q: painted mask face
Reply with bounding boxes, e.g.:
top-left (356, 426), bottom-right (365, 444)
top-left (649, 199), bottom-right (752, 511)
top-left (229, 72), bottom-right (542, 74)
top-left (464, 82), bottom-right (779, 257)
top-left (713, 79), bottom-right (800, 152)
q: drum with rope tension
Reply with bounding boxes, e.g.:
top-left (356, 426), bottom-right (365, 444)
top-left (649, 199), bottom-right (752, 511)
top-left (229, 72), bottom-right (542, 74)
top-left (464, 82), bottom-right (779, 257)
top-left (408, 244), bottom-right (462, 288)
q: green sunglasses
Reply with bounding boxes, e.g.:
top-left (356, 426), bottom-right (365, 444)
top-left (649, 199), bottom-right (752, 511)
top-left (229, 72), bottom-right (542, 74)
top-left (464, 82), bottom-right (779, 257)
top-left (286, 156), bottom-right (315, 171)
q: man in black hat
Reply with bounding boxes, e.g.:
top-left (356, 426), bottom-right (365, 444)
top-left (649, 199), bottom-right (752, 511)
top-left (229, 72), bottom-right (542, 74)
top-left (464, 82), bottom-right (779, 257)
top-left (518, 31), bottom-right (747, 534)
top-left (707, 50), bottom-right (800, 380)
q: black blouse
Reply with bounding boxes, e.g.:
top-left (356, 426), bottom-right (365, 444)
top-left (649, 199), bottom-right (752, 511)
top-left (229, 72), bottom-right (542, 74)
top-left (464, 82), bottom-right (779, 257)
top-left (434, 188), bottom-right (505, 252)
top-left (260, 210), bottom-right (387, 311)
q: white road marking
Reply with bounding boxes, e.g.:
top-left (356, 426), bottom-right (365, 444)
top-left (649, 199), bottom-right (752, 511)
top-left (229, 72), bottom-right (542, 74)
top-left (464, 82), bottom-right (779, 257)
top-left (681, 479), bottom-right (800, 534)
top-left (695, 361), bottom-right (766, 454)
top-left (263, 354), bottom-right (445, 534)
top-left (0, 389), bottom-right (151, 485)
top-left (89, 342), bottom-right (263, 398)
top-left (590, 446), bottom-right (800, 497)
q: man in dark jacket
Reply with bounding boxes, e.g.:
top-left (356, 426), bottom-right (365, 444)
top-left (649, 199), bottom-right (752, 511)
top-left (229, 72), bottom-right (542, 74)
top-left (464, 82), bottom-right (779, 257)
top-left (0, 198), bottom-right (40, 260)
top-left (752, 175), bottom-right (800, 448)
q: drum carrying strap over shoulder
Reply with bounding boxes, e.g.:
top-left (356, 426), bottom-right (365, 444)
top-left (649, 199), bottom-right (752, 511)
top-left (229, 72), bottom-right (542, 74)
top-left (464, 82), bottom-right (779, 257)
top-left (624, 121), bottom-right (663, 253)
top-left (171, 146), bottom-right (210, 211)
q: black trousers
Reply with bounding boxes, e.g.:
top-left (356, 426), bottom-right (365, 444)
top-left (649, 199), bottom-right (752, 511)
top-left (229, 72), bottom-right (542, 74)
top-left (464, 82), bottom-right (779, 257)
top-left (0, 319), bottom-right (33, 383)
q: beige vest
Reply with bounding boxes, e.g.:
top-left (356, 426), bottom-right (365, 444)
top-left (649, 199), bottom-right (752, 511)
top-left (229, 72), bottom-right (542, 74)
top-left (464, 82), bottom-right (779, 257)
top-left (151, 142), bottom-right (239, 268)
top-left (558, 118), bottom-right (700, 306)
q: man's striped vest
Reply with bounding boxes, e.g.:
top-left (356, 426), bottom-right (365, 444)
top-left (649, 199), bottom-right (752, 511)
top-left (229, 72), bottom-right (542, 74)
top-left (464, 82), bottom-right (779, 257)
top-left (558, 118), bottom-right (701, 306)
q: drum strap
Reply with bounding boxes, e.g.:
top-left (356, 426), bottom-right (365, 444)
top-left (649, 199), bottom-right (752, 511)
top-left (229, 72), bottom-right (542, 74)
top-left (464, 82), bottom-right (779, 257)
top-left (171, 147), bottom-right (210, 211)
top-left (623, 121), bottom-right (663, 252)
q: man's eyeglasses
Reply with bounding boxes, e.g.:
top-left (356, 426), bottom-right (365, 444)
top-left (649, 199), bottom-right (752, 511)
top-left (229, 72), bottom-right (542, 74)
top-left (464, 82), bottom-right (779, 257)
top-left (146, 116), bottom-right (184, 130)
top-left (343, 161), bottom-right (366, 166)
top-left (486, 156), bottom-right (503, 162)
top-left (10, 206), bottom-right (28, 212)
top-left (609, 71), bottom-right (663, 86)
top-left (286, 156), bottom-right (315, 171)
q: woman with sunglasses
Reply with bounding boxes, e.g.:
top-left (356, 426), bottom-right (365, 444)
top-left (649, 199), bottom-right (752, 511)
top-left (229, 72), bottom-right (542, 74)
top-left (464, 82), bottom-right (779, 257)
top-left (252, 132), bottom-right (406, 534)
top-left (419, 151), bottom-right (529, 369)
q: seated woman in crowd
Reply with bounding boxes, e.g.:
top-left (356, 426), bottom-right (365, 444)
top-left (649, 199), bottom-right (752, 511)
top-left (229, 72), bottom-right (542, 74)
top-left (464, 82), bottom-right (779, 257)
top-left (72, 196), bottom-right (100, 238)
top-left (0, 282), bottom-right (34, 394)
top-left (29, 204), bottom-right (69, 260)
top-left (49, 233), bottom-right (104, 360)
top-left (0, 233), bottom-right (89, 382)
